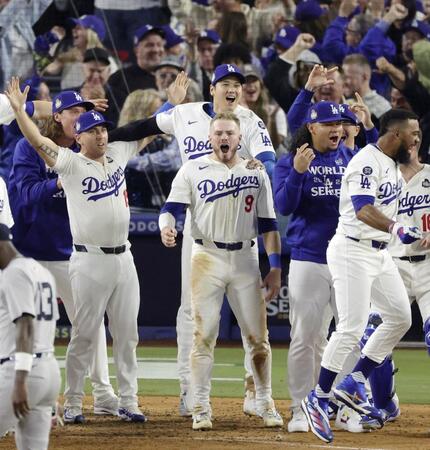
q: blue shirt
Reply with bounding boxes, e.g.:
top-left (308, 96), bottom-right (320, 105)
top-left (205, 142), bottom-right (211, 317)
top-left (273, 145), bottom-right (357, 264)
top-left (8, 138), bottom-right (77, 261)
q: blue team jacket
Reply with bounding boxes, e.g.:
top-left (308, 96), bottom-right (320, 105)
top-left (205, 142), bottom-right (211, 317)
top-left (8, 138), bottom-right (76, 261)
top-left (273, 145), bottom-right (357, 264)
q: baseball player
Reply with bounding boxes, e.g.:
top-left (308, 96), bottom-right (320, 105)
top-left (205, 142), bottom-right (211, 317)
top-left (0, 224), bottom-right (61, 450)
top-left (8, 90), bottom-right (118, 424)
top-left (302, 108), bottom-right (422, 443)
top-left (159, 112), bottom-right (283, 430)
top-left (0, 176), bottom-right (13, 228)
top-left (6, 77), bottom-right (149, 423)
top-left (109, 64), bottom-right (276, 416)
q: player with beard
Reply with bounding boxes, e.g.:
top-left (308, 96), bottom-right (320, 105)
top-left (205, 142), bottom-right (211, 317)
top-left (302, 108), bottom-right (422, 443)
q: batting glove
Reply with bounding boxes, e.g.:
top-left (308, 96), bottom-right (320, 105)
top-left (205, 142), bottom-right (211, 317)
top-left (389, 222), bottom-right (422, 244)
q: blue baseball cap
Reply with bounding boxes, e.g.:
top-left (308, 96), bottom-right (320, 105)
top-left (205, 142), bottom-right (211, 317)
top-left (274, 25), bottom-right (300, 50)
top-left (339, 104), bottom-right (359, 125)
top-left (305, 101), bottom-right (343, 124)
top-left (406, 19), bottom-right (430, 40)
top-left (75, 110), bottom-right (113, 134)
top-left (134, 24), bottom-right (165, 46)
top-left (69, 15), bottom-right (106, 41)
top-left (52, 91), bottom-right (94, 114)
top-left (211, 64), bottom-right (245, 85)
top-left (197, 29), bottom-right (221, 44)
top-left (161, 25), bottom-right (184, 49)
top-left (295, 0), bottom-right (325, 22)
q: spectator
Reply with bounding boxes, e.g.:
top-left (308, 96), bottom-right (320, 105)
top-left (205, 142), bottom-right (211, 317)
top-left (390, 86), bottom-right (412, 110)
top-left (162, 25), bottom-right (185, 56)
top-left (154, 55), bottom-right (184, 97)
top-left (106, 25), bottom-right (165, 120)
top-left (213, 42), bottom-right (252, 70)
top-left (342, 53), bottom-right (391, 122)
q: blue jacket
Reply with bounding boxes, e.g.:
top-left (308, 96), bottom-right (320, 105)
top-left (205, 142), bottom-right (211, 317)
top-left (273, 145), bottom-right (357, 264)
top-left (8, 138), bottom-right (77, 261)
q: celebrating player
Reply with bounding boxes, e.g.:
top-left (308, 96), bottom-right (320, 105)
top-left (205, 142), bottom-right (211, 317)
top-left (0, 224), bottom-right (61, 450)
top-left (159, 112), bottom-right (283, 430)
top-left (302, 109), bottom-right (422, 443)
top-left (5, 77), bottom-right (150, 423)
top-left (109, 64), bottom-right (276, 416)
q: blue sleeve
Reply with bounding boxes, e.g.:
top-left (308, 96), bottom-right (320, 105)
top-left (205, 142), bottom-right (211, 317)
top-left (287, 89), bottom-right (313, 136)
top-left (351, 194), bottom-right (375, 213)
top-left (322, 17), bottom-right (350, 65)
top-left (365, 127), bottom-right (379, 144)
top-left (256, 151), bottom-right (276, 179)
top-left (160, 201), bottom-right (187, 219)
top-left (25, 101), bottom-right (35, 117)
top-left (155, 102), bottom-right (174, 115)
top-left (11, 139), bottom-right (60, 207)
top-left (359, 24), bottom-right (396, 65)
top-left (273, 154), bottom-right (305, 216)
top-left (257, 217), bottom-right (278, 234)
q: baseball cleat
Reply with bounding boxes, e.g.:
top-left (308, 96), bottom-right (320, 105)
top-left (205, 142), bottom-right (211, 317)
top-left (94, 396), bottom-right (119, 416)
top-left (261, 407), bottom-right (284, 428)
top-left (63, 406), bottom-right (85, 424)
top-left (333, 375), bottom-right (384, 427)
top-left (383, 394), bottom-right (401, 422)
top-left (192, 411), bottom-right (212, 431)
top-left (179, 391), bottom-right (192, 417)
top-left (243, 389), bottom-right (257, 416)
top-left (301, 390), bottom-right (333, 443)
top-left (335, 404), bottom-right (368, 433)
top-left (118, 406), bottom-right (147, 423)
top-left (288, 407), bottom-right (309, 432)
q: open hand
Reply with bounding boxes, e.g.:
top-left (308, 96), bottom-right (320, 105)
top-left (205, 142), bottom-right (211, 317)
top-left (167, 71), bottom-right (191, 106)
top-left (5, 77), bottom-right (29, 112)
top-left (304, 65), bottom-right (338, 92)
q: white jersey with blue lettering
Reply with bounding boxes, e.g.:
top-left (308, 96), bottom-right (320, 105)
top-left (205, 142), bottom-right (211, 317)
top-left (53, 141), bottom-right (138, 246)
top-left (0, 257), bottom-right (58, 358)
top-left (389, 164), bottom-right (430, 257)
top-left (0, 177), bottom-right (13, 227)
top-left (165, 154), bottom-right (276, 242)
top-left (155, 103), bottom-right (275, 163)
top-left (336, 144), bottom-right (402, 241)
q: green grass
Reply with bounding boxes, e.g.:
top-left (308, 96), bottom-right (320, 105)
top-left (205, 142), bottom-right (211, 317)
top-left (55, 346), bottom-right (430, 404)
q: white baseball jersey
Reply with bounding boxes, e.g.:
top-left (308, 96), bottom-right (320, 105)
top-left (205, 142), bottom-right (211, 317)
top-left (0, 93), bottom-right (23, 126)
top-left (0, 177), bottom-right (13, 227)
top-left (389, 164), bottom-right (430, 257)
top-left (337, 144), bottom-right (402, 241)
top-left (165, 155), bottom-right (276, 242)
top-left (53, 141), bottom-right (138, 246)
top-left (0, 257), bottom-right (58, 358)
top-left (156, 103), bottom-right (275, 163)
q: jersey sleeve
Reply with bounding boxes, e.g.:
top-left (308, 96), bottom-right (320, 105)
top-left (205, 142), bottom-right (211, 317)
top-left (165, 164), bottom-right (192, 205)
top-left (256, 170), bottom-right (276, 219)
top-left (107, 141), bottom-right (139, 164)
top-left (155, 106), bottom-right (176, 135)
top-left (242, 113), bottom-right (275, 159)
top-left (345, 151), bottom-right (380, 198)
top-left (53, 146), bottom-right (76, 175)
top-left (3, 267), bottom-right (35, 322)
top-left (0, 178), bottom-right (13, 227)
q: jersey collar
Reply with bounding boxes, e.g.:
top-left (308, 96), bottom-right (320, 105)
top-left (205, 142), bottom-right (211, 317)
top-left (202, 102), bottom-right (216, 118)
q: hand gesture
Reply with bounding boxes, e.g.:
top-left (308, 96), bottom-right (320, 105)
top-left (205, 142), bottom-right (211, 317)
top-left (12, 377), bottom-right (30, 419)
top-left (161, 226), bottom-right (178, 247)
top-left (88, 97), bottom-right (109, 112)
top-left (304, 64), bottom-right (338, 92)
top-left (375, 56), bottom-right (392, 74)
top-left (293, 143), bottom-right (315, 173)
top-left (383, 3), bottom-right (408, 24)
top-left (339, 0), bottom-right (358, 18)
top-left (368, 0), bottom-right (385, 19)
top-left (294, 33), bottom-right (316, 51)
top-left (167, 71), bottom-right (191, 106)
top-left (5, 77), bottom-right (29, 112)
top-left (350, 92), bottom-right (373, 129)
top-left (261, 269), bottom-right (281, 302)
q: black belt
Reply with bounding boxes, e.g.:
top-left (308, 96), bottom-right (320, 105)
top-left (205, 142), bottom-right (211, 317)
top-left (195, 239), bottom-right (255, 251)
top-left (398, 255), bottom-right (426, 263)
top-left (0, 352), bottom-right (43, 365)
top-left (74, 244), bottom-right (127, 254)
top-left (346, 236), bottom-right (388, 250)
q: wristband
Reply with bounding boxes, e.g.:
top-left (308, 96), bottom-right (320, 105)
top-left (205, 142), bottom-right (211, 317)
top-left (14, 352), bottom-right (33, 372)
top-left (268, 253), bottom-right (281, 269)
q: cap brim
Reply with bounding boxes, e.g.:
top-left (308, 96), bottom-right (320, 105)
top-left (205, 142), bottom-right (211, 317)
top-left (76, 119), bottom-right (114, 134)
top-left (212, 72), bottom-right (246, 85)
top-left (58, 100), bottom-right (95, 113)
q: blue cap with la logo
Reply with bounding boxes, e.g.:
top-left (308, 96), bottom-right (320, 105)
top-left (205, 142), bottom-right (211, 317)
top-left (211, 64), bottom-right (246, 85)
top-left (75, 110), bottom-right (113, 134)
top-left (52, 90), bottom-right (94, 113)
top-left (305, 101), bottom-right (343, 124)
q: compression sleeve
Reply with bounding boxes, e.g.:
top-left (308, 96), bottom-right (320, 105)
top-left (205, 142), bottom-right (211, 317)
top-left (108, 116), bottom-right (162, 142)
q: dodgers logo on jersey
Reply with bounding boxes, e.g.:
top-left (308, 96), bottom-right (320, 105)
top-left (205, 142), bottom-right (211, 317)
top-left (377, 181), bottom-right (402, 205)
top-left (398, 191), bottom-right (430, 216)
top-left (198, 174), bottom-right (260, 203)
top-left (81, 166), bottom-right (126, 201)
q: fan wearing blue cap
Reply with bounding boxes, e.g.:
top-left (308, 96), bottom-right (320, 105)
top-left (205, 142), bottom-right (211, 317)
top-left (6, 77), bottom-right (151, 424)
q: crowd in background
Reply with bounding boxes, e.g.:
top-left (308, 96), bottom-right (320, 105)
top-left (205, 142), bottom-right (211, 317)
top-left (0, 0), bottom-right (430, 208)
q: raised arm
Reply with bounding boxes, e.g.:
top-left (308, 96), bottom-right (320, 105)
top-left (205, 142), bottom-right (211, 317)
top-left (5, 78), bottom-right (59, 167)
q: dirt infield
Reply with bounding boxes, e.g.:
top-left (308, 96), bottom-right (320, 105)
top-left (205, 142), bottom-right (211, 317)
top-left (0, 397), bottom-right (429, 450)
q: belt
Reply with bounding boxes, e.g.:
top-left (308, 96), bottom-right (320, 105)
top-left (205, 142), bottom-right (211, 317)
top-left (346, 236), bottom-right (388, 250)
top-left (0, 352), bottom-right (52, 365)
top-left (398, 255), bottom-right (426, 263)
top-left (195, 239), bottom-right (255, 251)
top-left (74, 244), bottom-right (127, 255)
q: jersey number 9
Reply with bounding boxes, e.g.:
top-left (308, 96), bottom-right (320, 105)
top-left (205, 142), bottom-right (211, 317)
top-left (245, 195), bottom-right (254, 212)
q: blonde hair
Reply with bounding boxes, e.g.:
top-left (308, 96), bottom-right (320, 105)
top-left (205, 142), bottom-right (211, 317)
top-left (39, 116), bottom-right (65, 142)
top-left (118, 89), bottom-right (163, 126)
top-left (210, 111), bottom-right (241, 129)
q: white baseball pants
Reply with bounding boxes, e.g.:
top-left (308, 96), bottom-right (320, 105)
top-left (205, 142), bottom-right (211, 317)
top-left (64, 249), bottom-right (140, 408)
top-left (38, 260), bottom-right (114, 401)
top-left (0, 356), bottom-right (60, 450)
top-left (190, 243), bottom-right (274, 413)
top-left (322, 234), bottom-right (411, 372)
top-left (287, 260), bottom-right (336, 409)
